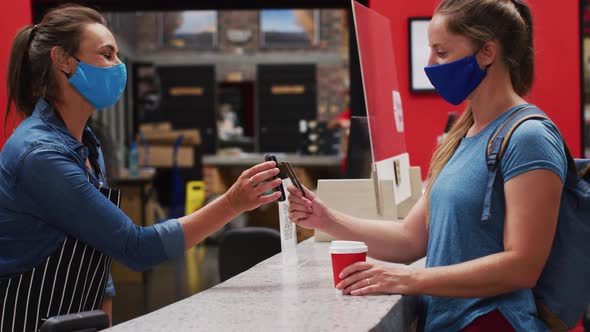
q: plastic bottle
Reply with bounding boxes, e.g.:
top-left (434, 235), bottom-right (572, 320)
top-left (128, 142), bottom-right (139, 177)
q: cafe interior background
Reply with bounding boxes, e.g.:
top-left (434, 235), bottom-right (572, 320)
top-left (0, 0), bottom-right (583, 325)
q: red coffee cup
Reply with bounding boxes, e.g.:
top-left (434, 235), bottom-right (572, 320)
top-left (329, 241), bottom-right (368, 287)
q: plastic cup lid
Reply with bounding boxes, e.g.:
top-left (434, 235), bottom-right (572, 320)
top-left (329, 240), bottom-right (368, 254)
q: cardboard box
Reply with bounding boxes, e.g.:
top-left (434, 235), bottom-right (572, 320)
top-left (140, 129), bottom-right (201, 146)
top-left (138, 122), bottom-right (172, 133)
top-left (138, 145), bottom-right (194, 168)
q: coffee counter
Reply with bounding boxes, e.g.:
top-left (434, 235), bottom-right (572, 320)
top-left (108, 239), bottom-right (424, 332)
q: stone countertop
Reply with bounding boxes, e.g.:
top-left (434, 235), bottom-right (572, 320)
top-left (203, 153), bottom-right (342, 167)
top-left (108, 239), bottom-right (423, 332)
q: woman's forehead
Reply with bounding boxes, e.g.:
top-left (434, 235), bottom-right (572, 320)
top-left (428, 14), bottom-right (472, 49)
top-left (428, 15), bottom-right (456, 47)
top-left (79, 23), bottom-right (117, 51)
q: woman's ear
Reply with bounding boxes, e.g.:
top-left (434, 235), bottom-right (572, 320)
top-left (49, 46), bottom-right (74, 77)
top-left (477, 41), bottom-right (497, 68)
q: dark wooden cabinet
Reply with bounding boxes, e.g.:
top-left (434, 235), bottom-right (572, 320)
top-left (157, 65), bottom-right (217, 154)
top-left (257, 64), bottom-right (317, 152)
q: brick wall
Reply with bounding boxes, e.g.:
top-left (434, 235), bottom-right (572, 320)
top-left (108, 9), bottom-right (349, 122)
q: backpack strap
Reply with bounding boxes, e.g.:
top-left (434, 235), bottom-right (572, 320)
top-left (481, 105), bottom-right (549, 222)
top-left (562, 143), bottom-right (578, 175)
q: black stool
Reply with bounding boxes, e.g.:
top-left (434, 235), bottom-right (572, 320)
top-left (218, 227), bottom-right (281, 282)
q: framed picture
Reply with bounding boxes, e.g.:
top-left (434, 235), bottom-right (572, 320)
top-left (408, 17), bottom-right (435, 92)
top-left (260, 9), bottom-right (320, 48)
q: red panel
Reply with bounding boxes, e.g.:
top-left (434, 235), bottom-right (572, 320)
top-left (369, 0), bottom-right (581, 178)
top-left (527, 0), bottom-right (581, 160)
top-left (352, 1), bottom-right (406, 161)
top-left (0, 0), bottom-right (31, 150)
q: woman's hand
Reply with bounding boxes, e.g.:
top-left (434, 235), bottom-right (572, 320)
top-left (224, 161), bottom-right (283, 214)
top-left (287, 184), bottom-right (331, 230)
top-left (336, 261), bottom-right (419, 296)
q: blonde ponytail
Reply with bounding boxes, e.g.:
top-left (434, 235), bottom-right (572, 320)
top-left (424, 107), bottom-right (473, 224)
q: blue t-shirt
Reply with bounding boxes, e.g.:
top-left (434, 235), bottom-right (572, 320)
top-left (424, 105), bottom-right (567, 332)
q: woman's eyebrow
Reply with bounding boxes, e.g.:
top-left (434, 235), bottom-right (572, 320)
top-left (98, 44), bottom-right (118, 54)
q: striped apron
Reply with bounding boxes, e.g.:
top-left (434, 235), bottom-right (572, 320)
top-left (0, 186), bottom-right (121, 332)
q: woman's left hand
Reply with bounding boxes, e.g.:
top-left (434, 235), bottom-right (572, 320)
top-left (336, 261), bottom-right (418, 296)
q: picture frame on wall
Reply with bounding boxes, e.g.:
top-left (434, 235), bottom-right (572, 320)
top-left (408, 17), bottom-right (435, 92)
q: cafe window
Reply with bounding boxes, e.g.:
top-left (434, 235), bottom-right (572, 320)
top-left (260, 10), bottom-right (319, 48)
top-left (161, 11), bottom-right (218, 49)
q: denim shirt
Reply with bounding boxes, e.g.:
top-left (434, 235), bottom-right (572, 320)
top-left (0, 99), bottom-right (186, 297)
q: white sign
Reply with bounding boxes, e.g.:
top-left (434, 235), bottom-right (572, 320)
top-left (392, 90), bottom-right (404, 133)
top-left (278, 178), bottom-right (298, 265)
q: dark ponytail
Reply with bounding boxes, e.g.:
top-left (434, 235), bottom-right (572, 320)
top-left (4, 5), bottom-right (105, 134)
top-left (5, 25), bottom-right (38, 131)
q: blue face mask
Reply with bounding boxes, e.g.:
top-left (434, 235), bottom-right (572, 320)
top-left (424, 54), bottom-right (489, 105)
top-left (66, 57), bottom-right (127, 110)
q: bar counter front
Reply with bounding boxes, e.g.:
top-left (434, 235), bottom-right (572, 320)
top-left (108, 239), bottom-right (424, 332)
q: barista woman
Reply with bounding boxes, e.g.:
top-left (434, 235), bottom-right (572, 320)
top-left (0, 5), bottom-right (282, 330)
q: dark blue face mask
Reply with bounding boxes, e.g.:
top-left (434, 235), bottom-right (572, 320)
top-left (64, 56), bottom-right (127, 110)
top-left (424, 52), bottom-right (489, 105)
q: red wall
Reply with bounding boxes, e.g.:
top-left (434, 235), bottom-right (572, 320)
top-left (0, 1), bottom-right (31, 150)
top-left (370, 0), bottom-right (581, 179)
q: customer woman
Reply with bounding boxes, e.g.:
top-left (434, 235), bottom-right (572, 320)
top-left (288, 0), bottom-right (566, 331)
top-left (0, 5), bottom-right (282, 331)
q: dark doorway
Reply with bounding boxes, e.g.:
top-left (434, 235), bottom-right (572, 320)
top-left (217, 82), bottom-right (255, 152)
top-left (218, 82), bottom-right (255, 137)
top-left (133, 62), bottom-right (162, 135)
top-left (257, 64), bottom-right (317, 152)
